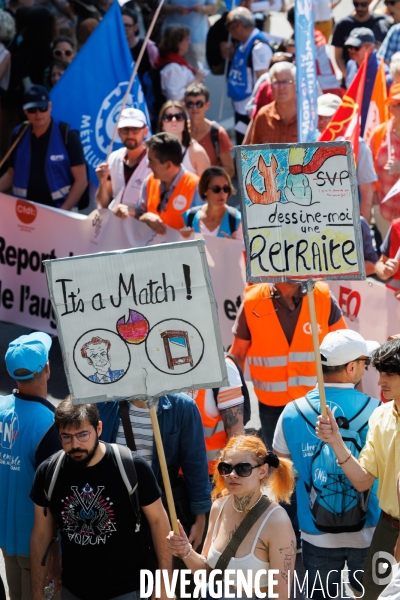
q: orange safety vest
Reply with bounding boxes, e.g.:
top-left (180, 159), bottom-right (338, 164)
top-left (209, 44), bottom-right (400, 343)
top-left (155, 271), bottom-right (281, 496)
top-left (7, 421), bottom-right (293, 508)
top-left (192, 388), bottom-right (227, 476)
top-left (146, 171), bottom-right (199, 230)
top-left (244, 282), bottom-right (346, 407)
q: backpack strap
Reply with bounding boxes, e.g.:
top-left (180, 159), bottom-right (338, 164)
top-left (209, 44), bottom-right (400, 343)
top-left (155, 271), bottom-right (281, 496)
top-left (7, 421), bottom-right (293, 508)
top-left (119, 401), bottom-right (137, 451)
top-left (210, 121), bottom-right (220, 161)
top-left (214, 496), bottom-right (271, 579)
top-left (293, 397), bottom-right (318, 430)
top-left (226, 206), bottom-right (239, 235)
top-left (110, 443), bottom-right (141, 532)
top-left (58, 121), bottom-right (70, 146)
top-left (186, 206), bottom-right (202, 228)
top-left (44, 450), bottom-right (65, 505)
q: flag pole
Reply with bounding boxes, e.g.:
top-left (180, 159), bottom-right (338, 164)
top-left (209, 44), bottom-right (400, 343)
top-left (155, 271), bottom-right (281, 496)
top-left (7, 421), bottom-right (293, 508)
top-left (305, 279), bottom-right (327, 417)
top-left (106, 0), bottom-right (165, 159)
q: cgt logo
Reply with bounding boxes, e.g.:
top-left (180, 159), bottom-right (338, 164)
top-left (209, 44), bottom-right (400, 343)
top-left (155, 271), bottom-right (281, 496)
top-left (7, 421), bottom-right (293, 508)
top-left (16, 199), bottom-right (37, 225)
top-left (339, 286), bottom-right (361, 320)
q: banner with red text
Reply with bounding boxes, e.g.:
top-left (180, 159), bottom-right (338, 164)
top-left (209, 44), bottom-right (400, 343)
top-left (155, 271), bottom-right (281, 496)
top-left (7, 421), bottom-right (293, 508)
top-left (0, 195), bottom-right (246, 350)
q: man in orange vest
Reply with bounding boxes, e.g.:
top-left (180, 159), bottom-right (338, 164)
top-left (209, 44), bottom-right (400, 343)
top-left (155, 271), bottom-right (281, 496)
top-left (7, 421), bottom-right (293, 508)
top-left (190, 354), bottom-right (245, 477)
top-left (135, 132), bottom-right (202, 234)
top-left (230, 281), bottom-right (347, 451)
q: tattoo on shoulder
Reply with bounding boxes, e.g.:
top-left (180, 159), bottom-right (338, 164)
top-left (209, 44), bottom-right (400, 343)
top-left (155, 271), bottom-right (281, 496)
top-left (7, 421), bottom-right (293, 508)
top-left (221, 404), bottom-right (244, 430)
top-left (228, 524), bottom-right (238, 541)
top-left (278, 540), bottom-right (296, 584)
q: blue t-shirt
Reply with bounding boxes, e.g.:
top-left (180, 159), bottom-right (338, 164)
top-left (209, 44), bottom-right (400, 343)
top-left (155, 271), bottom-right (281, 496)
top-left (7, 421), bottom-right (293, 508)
top-left (163, 0), bottom-right (217, 46)
top-left (183, 206), bottom-right (241, 237)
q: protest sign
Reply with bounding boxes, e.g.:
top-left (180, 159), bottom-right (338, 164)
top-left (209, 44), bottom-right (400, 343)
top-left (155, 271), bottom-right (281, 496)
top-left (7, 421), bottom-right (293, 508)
top-left (44, 240), bottom-right (228, 403)
top-left (236, 140), bottom-right (366, 415)
top-left (236, 141), bottom-right (365, 283)
top-left (295, 0), bottom-right (318, 142)
top-left (0, 195), bottom-right (245, 350)
top-left (50, 2), bottom-right (149, 185)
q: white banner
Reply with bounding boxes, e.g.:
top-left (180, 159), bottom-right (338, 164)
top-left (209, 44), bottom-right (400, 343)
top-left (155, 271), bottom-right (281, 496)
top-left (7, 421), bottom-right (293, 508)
top-left (0, 195), bottom-right (246, 351)
top-left (330, 279), bottom-right (400, 398)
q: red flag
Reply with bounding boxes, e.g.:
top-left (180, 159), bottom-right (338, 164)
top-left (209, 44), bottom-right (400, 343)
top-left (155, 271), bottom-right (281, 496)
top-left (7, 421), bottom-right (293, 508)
top-left (318, 53), bottom-right (368, 160)
top-left (364, 59), bottom-right (389, 144)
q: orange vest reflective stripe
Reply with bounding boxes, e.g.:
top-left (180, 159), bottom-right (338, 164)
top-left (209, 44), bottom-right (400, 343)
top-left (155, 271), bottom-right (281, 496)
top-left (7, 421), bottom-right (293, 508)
top-left (244, 282), bottom-right (343, 407)
top-left (192, 388), bottom-right (227, 475)
top-left (146, 171), bottom-right (199, 230)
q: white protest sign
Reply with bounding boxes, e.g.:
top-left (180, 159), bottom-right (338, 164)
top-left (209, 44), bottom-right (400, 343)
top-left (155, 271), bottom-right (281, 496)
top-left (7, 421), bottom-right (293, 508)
top-left (45, 240), bottom-right (228, 403)
top-left (235, 141), bottom-right (365, 283)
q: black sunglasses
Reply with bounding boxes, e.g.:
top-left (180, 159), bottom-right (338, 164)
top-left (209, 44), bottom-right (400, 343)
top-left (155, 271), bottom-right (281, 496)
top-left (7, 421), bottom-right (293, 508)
top-left (346, 45), bottom-right (360, 51)
top-left (353, 1), bottom-right (368, 6)
top-left (185, 100), bottom-right (205, 109)
top-left (162, 112), bottom-right (185, 122)
top-left (385, 0), bottom-right (399, 5)
top-left (26, 106), bottom-right (48, 114)
top-left (208, 185), bottom-right (231, 194)
top-left (54, 48), bottom-right (73, 57)
top-left (218, 461), bottom-right (262, 477)
top-left (354, 357), bottom-right (371, 366)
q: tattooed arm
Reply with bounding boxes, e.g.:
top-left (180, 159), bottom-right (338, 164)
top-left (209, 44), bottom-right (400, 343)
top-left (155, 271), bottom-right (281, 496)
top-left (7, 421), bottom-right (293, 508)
top-left (264, 508), bottom-right (296, 598)
top-left (220, 404), bottom-right (245, 439)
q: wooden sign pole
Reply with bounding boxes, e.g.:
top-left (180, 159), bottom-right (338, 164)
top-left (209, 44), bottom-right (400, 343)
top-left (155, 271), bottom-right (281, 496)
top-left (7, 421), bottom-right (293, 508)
top-left (305, 279), bottom-right (327, 417)
top-left (149, 404), bottom-right (179, 535)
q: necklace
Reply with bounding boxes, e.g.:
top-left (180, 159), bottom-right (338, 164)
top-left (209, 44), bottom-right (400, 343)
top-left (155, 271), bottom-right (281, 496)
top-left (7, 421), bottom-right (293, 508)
top-left (232, 493), bottom-right (263, 514)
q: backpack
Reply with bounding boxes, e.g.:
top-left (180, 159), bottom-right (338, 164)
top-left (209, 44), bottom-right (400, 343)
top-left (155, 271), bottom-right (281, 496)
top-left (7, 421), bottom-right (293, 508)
top-left (186, 205), bottom-right (240, 236)
top-left (213, 353), bottom-right (251, 425)
top-left (16, 121), bottom-right (90, 211)
top-left (43, 444), bottom-right (141, 531)
top-left (293, 395), bottom-right (373, 534)
top-left (209, 121), bottom-right (220, 163)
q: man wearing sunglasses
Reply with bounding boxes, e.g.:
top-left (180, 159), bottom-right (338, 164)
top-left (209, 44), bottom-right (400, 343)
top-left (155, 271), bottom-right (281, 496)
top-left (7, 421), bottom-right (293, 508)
top-left (332, 0), bottom-right (390, 80)
top-left (0, 332), bottom-right (61, 600)
top-left (273, 330), bottom-right (381, 600)
top-left (96, 108), bottom-right (151, 219)
top-left (0, 85), bottom-right (87, 211)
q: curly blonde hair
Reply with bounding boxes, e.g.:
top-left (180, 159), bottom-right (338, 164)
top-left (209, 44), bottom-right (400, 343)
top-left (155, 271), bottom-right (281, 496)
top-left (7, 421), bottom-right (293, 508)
top-left (0, 10), bottom-right (15, 43)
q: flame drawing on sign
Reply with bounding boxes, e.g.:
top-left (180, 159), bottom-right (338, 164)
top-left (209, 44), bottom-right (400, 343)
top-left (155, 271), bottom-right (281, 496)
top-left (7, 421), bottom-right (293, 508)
top-left (117, 310), bottom-right (149, 344)
top-left (245, 154), bottom-right (281, 205)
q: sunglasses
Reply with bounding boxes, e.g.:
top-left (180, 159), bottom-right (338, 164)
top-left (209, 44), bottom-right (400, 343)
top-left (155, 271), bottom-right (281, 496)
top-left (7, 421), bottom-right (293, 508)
top-left (26, 106), bottom-right (48, 114)
top-left (346, 45), bottom-right (360, 51)
top-left (119, 126), bottom-right (145, 134)
top-left (54, 49), bottom-right (73, 57)
top-left (271, 79), bottom-right (294, 87)
top-left (218, 461), bottom-right (262, 477)
top-left (185, 100), bottom-right (205, 109)
top-left (208, 185), bottom-right (231, 194)
top-left (385, 0), bottom-right (400, 4)
top-left (355, 357), bottom-right (371, 366)
top-left (162, 112), bottom-right (185, 122)
top-left (353, 1), bottom-right (368, 6)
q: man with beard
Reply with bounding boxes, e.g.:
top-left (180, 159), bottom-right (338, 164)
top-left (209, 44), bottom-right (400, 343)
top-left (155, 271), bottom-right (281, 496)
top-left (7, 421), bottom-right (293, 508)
top-left (0, 332), bottom-right (61, 600)
top-left (81, 337), bottom-right (124, 384)
top-left (30, 397), bottom-right (171, 600)
top-left (95, 108), bottom-right (151, 218)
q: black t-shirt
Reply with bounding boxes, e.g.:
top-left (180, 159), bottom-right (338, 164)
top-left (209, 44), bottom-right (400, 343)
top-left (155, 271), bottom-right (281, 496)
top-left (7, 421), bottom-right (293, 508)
top-left (31, 444), bottom-right (161, 600)
top-left (9, 120), bottom-right (85, 207)
top-left (332, 13), bottom-right (391, 63)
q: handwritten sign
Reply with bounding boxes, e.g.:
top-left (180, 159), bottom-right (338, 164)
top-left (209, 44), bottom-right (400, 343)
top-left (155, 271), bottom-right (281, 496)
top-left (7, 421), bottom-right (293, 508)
top-left (44, 240), bottom-right (228, 403)
top-left (236, 141), bottom-right (365, 282)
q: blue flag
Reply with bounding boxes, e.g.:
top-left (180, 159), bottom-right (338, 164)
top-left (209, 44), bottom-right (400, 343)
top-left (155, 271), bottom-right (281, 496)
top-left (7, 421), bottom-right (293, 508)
top-left (50, 1), bottom-right (149, 184)
top-left (295, 0), bottom-right (319, 142)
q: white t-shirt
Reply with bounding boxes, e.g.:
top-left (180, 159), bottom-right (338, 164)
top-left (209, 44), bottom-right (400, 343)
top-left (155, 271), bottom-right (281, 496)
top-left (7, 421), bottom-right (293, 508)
top-left (273, 383), bottom-right (375, 549)
top-left (233, 29), bottom-right (273, 115)
top-left (160, 63), bottom-right (196, 100)
top-left (312, 0), bottom-right (333, 22)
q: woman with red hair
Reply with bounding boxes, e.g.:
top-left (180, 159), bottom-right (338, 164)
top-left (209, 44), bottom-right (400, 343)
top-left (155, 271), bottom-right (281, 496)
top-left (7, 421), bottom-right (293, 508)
top-left (167, 435), bottom-right (296, 599)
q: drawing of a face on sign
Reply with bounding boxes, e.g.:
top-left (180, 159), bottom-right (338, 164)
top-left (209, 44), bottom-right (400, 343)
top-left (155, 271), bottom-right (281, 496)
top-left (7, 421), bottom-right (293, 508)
top-left (236, 141), bottom-right (365, 282)
top-left (146, 318), bottom-right (204, 375)
top-left (74, 329), bottom-right (130, 384)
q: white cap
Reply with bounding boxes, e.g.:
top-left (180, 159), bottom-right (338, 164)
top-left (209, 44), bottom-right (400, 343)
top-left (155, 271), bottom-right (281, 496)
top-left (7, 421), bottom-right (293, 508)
top-left (118, 108), bottom-right (147, 129)
top-left (320, 330), bottom-right (380, 366)
top-left (317, 93), bottom-right (342, 117)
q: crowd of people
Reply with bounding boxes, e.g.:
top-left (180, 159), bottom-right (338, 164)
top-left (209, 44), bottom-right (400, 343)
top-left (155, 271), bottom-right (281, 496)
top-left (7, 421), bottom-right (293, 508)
top-left (2, 0), bottom-right (400, 599)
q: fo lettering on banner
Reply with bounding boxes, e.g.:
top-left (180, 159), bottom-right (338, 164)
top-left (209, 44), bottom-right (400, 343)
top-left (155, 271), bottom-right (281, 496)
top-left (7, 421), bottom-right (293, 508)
top-left (44, 240), bottom-right (228, 403)
top-left (236, 141), bottom-right (365, 283)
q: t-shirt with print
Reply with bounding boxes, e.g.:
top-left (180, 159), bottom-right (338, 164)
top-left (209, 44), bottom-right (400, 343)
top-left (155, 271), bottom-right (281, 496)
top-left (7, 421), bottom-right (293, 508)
top-left (31, 444), bottom-right (161, 600)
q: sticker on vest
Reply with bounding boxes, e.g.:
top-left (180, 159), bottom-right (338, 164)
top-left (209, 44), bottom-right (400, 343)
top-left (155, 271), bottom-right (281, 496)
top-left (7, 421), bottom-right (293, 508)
top-left (173, 195), bottom-right (188, 211)
top-left (50, 155), bottom-right (65, 161)
top-left (303, 322), bottom-right (322, 335)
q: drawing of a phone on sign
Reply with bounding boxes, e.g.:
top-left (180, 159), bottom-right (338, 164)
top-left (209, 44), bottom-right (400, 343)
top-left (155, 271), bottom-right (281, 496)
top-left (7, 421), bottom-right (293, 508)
top-left (161, 330), bottom-right (194, 370)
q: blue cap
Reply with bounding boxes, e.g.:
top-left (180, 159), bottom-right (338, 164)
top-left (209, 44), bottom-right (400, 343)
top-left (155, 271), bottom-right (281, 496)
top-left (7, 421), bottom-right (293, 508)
top-left (5, 332), bottom-right (52, 380)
